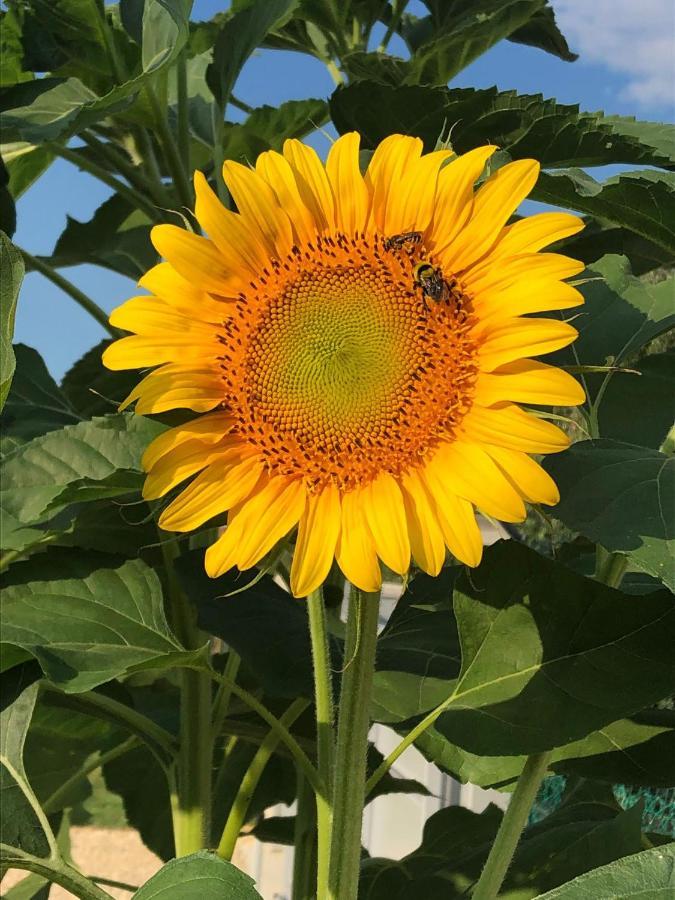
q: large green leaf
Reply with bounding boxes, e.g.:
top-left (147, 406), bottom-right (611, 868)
top-left (376, 542), bottom-right (675, 756)
top-left (0, 663), bottom-right (50, 857)
top-left (330, 83), bottom-right (675, 170)
top-left (1, 552), bottom-right (194, 691)
top-left (0, 231), bottom-right (24, 411)
top-left (507, 3), bottom-right (577, 61)
top-left (533, 844), bottom-right (675, 899)
top-left (0, 412), bottom-right (163, 527)
top-left (132, 851), bottom-right (263, 899)
top-left (0, 5), bottom-right (31, 87)
top-left (1, 344), bottom-right (80, 455)
top-left (559, 221), bottom-right (672, 276)
top-left (533, 169), bottom-right (675, 254)
top-left (549, 256), bottom-right (675, 372)
top-left (206, 0), bottom-right (299, 109)
top-left (141, 0), bottom-right (192, 75)
top-left (544, 441), bottom-right (674, 591)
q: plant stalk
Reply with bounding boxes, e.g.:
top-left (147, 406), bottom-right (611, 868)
top-left (307, 587), bottom-right (335, 895)
top-left (0, 846), bottom-right (113, 900)
top-left (146, 84), bottom-right (194, 211)
top-left (292, 768), bottom-right (317, 900)
top-left (20, 250), bottom-right (118, 337)
top-left (327, 587), bottom-right (380, 899)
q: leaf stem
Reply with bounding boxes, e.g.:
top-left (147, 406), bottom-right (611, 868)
top-left (146, 84), bottom-right (194, 211)
top-left (327, 587), bottom-right (380, 899)
top-left (216, 699), bottom-right (309, 860)
top-left (19, 250), bottom-right (118, 337)
top-left (43, 737), bottom-right (138, 815)
top-left (51, 144), bottom-right (162, 222)
top-left (0, 845), bottom-right (113, 900)
top-left (307, 587), bottom-right (335, 895)
top-left (211, 650), bottom-right (241, 740)
top-left (81, 133), bottom-right (169, 208)
top-left (176, 52), bottom-right (191, 177)
top-left (594, 547), bottom-right (628, 588)
top-left (2, 759), bottom-right (59, 859)
top-left (471, 752), bottom-right (552, 900)
top-left (377, 0), bottom-right (409, 52)
top-left (292, 767), bottom-right (317, 900)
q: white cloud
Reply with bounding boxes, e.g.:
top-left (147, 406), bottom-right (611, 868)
top-left (553, 0), bottom-right (675, 108)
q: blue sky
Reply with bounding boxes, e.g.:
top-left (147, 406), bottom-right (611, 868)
top-left (13, 0), bottom-right (674, 380)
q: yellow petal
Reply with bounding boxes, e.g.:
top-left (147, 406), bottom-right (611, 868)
top-left (440, 159), bottom-right (540, 272)
top-left (151, 223), bottom-right (233, 294)
top-left (425, 442), bottom-right (526, 523)
top-left (475, 360), bottom-right (586, 407)
top-left (120, 364), bottom-right (224, 414)
top-left (471, 279), bottom-right (583, 322)
top-left (461, 403), bottom-right (570, 454)
top-left (484, 444), bottom-right (560, 505)
top-left (139, 262), bottom-right (233, 321)
top-left (256, 150), bottom-right (317, 245)
top-left (193, 171), bottom-right (267, 279)
top-left (222, 159), bottom-right (294, 258)
top-left (335, 489), bottom-right (381, 592)
top-left (478, 318), bottom-right (578, 372)
top-left (159, 455), bottom-right (262, 532)
top-left (143, 442), bottom-right (240, 500)
top-left (400, 469), bottom-right (445, 576)
top-left (109, 296), bottom-right (220, 336)
top-left (361, 472), bottom-right (410, 574)
top-left (427, 145), bottom-right (498, 251)
top-left (489, 212), bottom-right (584, 259)
top-left (142, 412), bottom-right (234, 470)
top-left (205, 476), bottom-right (306, 575)
top-left (103, 334), bottom-right (217, 370)
top-left (325, 132), bottom-right (369, 236)
top-left (386, 149), bottom-right (453, 236)
top-left (465, 252), bottom-right (585, 296)
top-left (290, 484), bottom-right (341, 597)
top-left (419, 467), bottom-right (483, 567)
top-left (283, 139), bottom-right (335, 232)
top-left (365, 134), bottom-right (423, 234)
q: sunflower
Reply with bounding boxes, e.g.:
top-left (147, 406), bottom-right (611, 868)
top-left (103, 133), bottom-right (585, 597)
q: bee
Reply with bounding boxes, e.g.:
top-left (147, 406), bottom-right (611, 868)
top-left (413, 261), bottom-right (449, 306)
top-left (383, 231), bottom-right (423, 252)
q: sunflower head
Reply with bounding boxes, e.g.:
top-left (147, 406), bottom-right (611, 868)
top-left (104, 133), bottom-right (585, 597)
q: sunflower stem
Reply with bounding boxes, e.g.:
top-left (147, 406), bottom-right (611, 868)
top-left (160, 538), bottom-right (212, 856)
top-left (472, 549), bottom-right (629, 899)
top-left (216, 699), bottom-right (308, 860)
top-left (307, 587), bottom-right (335, 896)
top-left (146, 83), bottom-right (194, 212)
top-left (19, 250), bottom-right (118, 337)
top-left (292, 768), bottom-right (317, 900)
top-left (327, 586), bottom-right (380, 900)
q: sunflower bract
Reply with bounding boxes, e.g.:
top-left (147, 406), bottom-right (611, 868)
top-left (103, 133), bottom-right (586, 597)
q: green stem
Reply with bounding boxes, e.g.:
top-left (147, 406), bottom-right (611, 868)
top-left (88, 876), bottom-right (139, 893)
top-left (230, 93), bottom-right (254, 114)
top-left (211, 650), bottom-right (241, 740)
top-left (471, 753), bottom-right (552, 900)
top-left (176, 53), bottom-right (191, 177)
top-left (217, 699), bottom-right (309, 860)
top-left (0, 846), bottom-right (112, 900)
top-left (307, 587), bottom-right (335, 895)
top-left (51, 144), bottom-right (162, 222)
top-left (323, 58), bottom-right (344, 86)
top-left (160, 538), bottom-right (212, 856)
top-left (146, 84), bottom-right (193, 211)
top-left (19, 250), bottom-right (118, 337)
top-left (44, 737), bottom-right (138, 815)
top-left (3, 759), bottom-right (59, 859)
top-left (81, 133), bottom-right (169, 208)
top-left (594, 546), bottom-right (628, 588)
top-left (292, 768), bottom-right (317, 900)
top-left (377, 0), bottom-right (408, 52)
top-left (327, 587), bottom-right (380, 900)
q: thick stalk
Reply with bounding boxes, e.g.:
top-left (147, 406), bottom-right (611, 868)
top-left (292, 768), bottom-right (317, 900)
top-left (20, 250), bottom-right (117, 337)
top-left (307, 587), bottom-right (335, 895)
top-left (327, 587), bottom-right (380, 900)
top-left (471, 752), bottom-right (552, 900)
top-left (51, 144), bottom-right (162, 222)
top-left (471, 547), bottom-right (629, 899)
top-left (161, 539), bottom-right (212, 856)
top-left (146, 84), bottom-right (193, 210)
top-left (216, 699), bottom-right (308, 860)
top-left (176, 53), bottom-right (191, 177)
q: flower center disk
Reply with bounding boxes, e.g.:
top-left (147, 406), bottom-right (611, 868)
top-left (219, 234), bottom-right (478, 491)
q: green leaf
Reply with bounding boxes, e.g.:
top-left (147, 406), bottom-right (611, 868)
top-left (206, 0), bottom-right (298, 109)
top-left (0, 155), bottom-right (16, 236)
top-left (0, 5), bottom-right (32, 87)
top-left (533, 844), bottom-right (675, 899)
top-left (544, 441), bottom-right (675, 591)
top-left (0, 231), bottom-right (24, 411)
top-left (141, 0), bottom-right (191, 74)
top-left (591, 352), bottom-right (675, 450)
top-left (330, 83), bottom-right (675, 170)
top-left (403, 1), bottom-right (546, 86)
top-left (550, 256), bottom-right (675, 370)
top-left (0, 413), bottom-right (164, 527)
top-left (1, 553), bottom-right (193, 691)
top-left (1, 344), bottom-right (80, 455)
top-left (558, 221), bottom-right (673, 276)
top-left (533, 169), bottom-right (675, 254)
top-left (1, 142), bottom-right (55, 200)
top-left (426, 542), bottom-right (675, 756)
top-left (508, 4), bottom-right (577, 61)
top-left (60, 339), bottom-right (141, 417)
top-left (0, 663), bottom-right (50, 857)
top-left (42, 190), bottom-right (156, 280)
top-left (132, 851), bottom-right (263, 899)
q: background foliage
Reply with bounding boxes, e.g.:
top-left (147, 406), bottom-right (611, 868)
top-left (0, 1), bottom-right (673, 897)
